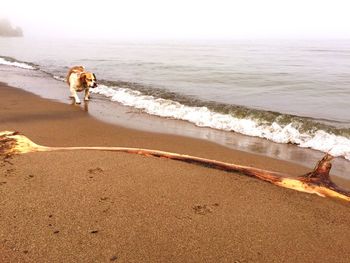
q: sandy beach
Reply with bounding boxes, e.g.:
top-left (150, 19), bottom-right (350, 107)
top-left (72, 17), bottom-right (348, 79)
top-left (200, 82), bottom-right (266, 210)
top-left (1, 83), bottom-right (350, 262)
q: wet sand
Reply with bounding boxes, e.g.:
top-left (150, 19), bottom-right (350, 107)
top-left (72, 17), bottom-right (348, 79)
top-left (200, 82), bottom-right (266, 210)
top-left (0, 84), bottom-right (349, 262)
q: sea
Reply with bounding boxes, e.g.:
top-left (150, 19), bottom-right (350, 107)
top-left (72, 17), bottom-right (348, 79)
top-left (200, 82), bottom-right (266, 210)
top-left (0, 37), bottom-right (349, 179)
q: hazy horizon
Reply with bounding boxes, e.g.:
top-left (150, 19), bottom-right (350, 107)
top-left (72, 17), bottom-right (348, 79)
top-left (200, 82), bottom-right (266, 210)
top-left (1, 0), bottom-right (350, 40)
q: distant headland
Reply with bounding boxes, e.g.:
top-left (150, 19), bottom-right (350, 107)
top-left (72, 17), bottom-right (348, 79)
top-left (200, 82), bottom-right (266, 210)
top-left (0, 19), bottom-right (23, 37)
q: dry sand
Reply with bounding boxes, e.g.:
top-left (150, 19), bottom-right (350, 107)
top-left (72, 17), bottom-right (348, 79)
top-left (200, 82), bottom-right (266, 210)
top-left (0, 84), bottom-right (349, 262)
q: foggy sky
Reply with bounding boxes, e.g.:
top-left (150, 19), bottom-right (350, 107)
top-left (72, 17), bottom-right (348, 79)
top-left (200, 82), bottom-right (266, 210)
top-left (1, 0), bottom-right (350, 39)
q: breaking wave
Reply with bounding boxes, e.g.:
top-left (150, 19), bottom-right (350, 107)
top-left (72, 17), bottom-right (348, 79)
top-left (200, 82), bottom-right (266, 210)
top-left (0, 56), bottom-right (38, 70)
top-left (91, 84), bottom-right (350, 161)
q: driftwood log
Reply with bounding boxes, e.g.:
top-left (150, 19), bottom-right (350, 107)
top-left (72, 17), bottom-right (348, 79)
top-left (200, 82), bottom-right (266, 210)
top-left (0, 131), bottom-right (349, 202)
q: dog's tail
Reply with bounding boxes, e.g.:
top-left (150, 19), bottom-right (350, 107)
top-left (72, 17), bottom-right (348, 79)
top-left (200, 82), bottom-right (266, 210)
top-left (66, 66), bottom-right (85, 85)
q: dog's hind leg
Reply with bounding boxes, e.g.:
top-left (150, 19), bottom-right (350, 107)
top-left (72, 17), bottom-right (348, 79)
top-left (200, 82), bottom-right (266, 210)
top-left (70, 86), bottom-right (81, 104)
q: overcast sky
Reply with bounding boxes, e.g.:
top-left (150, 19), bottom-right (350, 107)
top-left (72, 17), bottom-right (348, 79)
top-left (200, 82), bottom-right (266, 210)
top-left (1, 0), bottom-right (350, 39)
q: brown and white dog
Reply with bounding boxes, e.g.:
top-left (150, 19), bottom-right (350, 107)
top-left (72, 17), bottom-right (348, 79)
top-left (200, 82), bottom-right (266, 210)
top-left (66, 66), bottom-right (97, 104)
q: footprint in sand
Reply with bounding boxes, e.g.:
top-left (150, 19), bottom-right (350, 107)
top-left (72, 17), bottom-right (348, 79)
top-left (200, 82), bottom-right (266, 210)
top-left (192, 203), bottom-right (219, 215)
top-left (5, 168), bottom-right (15, 176)
top-left (88, 167), bottom-right (103, 174)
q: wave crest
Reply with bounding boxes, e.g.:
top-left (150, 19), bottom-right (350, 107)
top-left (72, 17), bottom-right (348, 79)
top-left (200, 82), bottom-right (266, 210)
top-left (0, 56), bottom-right (38, 70)
top-left (91, 84), bottom-right (350, 161)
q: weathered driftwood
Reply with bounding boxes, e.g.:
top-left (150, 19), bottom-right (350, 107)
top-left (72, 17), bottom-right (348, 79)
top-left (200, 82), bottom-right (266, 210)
top-left (0, 131), bottom-right (349, 202)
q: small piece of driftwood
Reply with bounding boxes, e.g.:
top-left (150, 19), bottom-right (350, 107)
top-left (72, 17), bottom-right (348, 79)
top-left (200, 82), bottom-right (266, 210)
top-left (0, 131), bottom-right (349, 202)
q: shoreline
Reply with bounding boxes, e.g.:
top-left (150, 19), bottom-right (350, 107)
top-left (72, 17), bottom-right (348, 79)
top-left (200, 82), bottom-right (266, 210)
top-left (1, 82), bottom-right (350, 262)
top-left (0, 83), bottom-right (310, 174)
top-left (1, 65), bottom-right (350, 180)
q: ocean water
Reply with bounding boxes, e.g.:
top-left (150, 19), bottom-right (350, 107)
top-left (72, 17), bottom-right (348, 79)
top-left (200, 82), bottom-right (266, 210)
top-left (1, 37), bottom-right (350, 165)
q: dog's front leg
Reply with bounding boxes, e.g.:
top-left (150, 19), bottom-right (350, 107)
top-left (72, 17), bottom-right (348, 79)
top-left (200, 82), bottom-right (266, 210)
top-left (70, 86), bottom-right (81, 104)
top-left (84, 89), bottom-right (90, 101)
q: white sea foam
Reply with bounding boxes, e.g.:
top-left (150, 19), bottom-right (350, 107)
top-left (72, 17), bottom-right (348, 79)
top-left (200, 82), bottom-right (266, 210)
top-left (0, 57), bottom-right (36, 70)
top-left (53, 75), bottom-right (65, 81)
top-left (92, 85), bottom-right (350, 161)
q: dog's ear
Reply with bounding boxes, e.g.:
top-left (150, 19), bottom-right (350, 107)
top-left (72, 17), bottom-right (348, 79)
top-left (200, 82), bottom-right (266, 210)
top-left (79, 73), bottom-right (86, 84)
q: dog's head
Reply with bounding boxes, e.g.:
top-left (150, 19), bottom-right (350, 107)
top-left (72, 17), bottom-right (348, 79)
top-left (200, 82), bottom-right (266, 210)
top-left (80, 72), bottom-right (97, 88)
